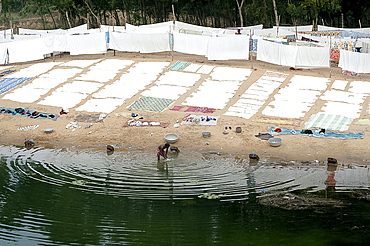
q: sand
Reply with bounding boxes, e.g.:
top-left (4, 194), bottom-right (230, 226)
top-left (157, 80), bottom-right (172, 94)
top-left (1, 51), bottom-right (369, 165)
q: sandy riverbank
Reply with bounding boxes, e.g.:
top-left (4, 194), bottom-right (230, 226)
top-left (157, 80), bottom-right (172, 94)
top-left (1, 51), bottom-right (370, 165)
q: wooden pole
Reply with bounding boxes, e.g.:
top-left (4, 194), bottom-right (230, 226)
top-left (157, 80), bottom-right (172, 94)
top-left (172, 4), bottom-right (176, 24)
top-left (124, 11), bottom-right (127, 30)
top-left (87, 13), bottom-right (89, 29)
top-left (359, 19), bottom-right (362, 28)
top-left (10, 21), bottom-right (13, 39)
top-left (171, 5), bottom-right (175, 61)
top-left (329, 35), bottom-right (332, 78)
top-left (250, 29), bottom-right (253, 69)
top-left (272, 0), bottom-right (279, 32)
top-left (295, 25), bottom-right (298, 40)
top-left (341, 13), bottom-right (344, 28)
top-left (112, 13), bottom-right (115, 56)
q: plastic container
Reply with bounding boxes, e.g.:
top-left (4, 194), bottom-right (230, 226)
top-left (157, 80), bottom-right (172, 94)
top-left (165, 133), bottom-right (179, 144)
top-left (268, 137), bottom-right (282, 147)
top-left (44, 127), bottom-right (54, 133)
top-left (202, 132), bottom-right (211, 138)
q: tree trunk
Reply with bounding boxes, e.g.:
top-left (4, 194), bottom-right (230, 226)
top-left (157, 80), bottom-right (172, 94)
top-left (84, 0), bottom-right (101, 27)
top-left (114, 10), bottom-right (120, 26)
top-left (65, 11), bottom-right (72, 29)
top-left (272, 0), bottom-right (279, 27)
top-left (47, 7), bottom-right (57, 29)
top-left (236, 0), bottom-right (244, 27)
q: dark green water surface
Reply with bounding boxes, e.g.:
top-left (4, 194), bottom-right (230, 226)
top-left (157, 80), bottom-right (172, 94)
top-left (0, 145), bottom-right (369, 245)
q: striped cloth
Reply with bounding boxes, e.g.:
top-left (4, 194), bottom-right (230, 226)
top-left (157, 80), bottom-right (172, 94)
top-left (0, 77), bottom-right (31, 95)
top-left (305, 113), bottom-right (354, 131)
top-left (168, 61), bottom-right (190, 71)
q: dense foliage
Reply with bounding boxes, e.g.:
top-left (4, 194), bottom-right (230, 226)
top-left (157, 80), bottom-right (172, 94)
top-left (0, 0), bottom-right (369, 30)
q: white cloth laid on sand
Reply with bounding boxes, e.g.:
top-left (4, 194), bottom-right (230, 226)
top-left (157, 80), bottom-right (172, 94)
top-left (76, 98), bottom-right (124, 113)
top-left (262, 75), bottom-right (329, 118)
top-left (60, 59), bottom-right (101, 68)
top-left (156, 71), bottom-right (201, 87)
top-left (331, 80), bottom-right (348, 90)
top-left (38, 91), bottom-right (88, 108)
top-left (196, 65), bottom-right (215, 74)
top-left (210, 67), bottom-right (252, 81)
top-left (141, 85), bottom-right (189, 100)
top-left (225, 71), bottom-right (288, 119)
top-left (348, 81), bottom-right (370, 94)
top-left (6, 62), bottom-right (61, 78)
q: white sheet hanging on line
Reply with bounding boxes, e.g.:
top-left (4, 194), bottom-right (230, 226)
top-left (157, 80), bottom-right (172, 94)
top-left (108, 32), bottom-right (140, 52)
top-left (7, 38), bottom-right (48, 64)
top-left (43, 35), bottom-right (70, 53)
top-left (173, 32), bottom-right (208, 56)
top-left (137, 32), bottom-right (170, 53)
top-left (0, 43), bottom-right (8, 64)
top-left (339, 50), bottom-right (370, 73)
top-left (279, 43), bottom-right (297, 67)
top-left (295, 45), bottom-right (330, 69)
top-left (68, 32), bottom-right (107, 55)
top-left (206, 35), bottom-right (249, 60)
top-left (256, 40), bottom-right (280, 65)
top-left (257, 39), bottom-right (330, 69)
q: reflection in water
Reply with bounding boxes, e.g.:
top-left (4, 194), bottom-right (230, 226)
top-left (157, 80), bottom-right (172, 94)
top-left (0, 145), bottom-right (369, 245)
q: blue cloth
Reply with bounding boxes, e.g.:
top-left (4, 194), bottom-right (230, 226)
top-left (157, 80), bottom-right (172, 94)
top-left (0, 106), bottom-right (57, 120)
top-left (0, 77), bottom-right (31, 95)
top-left (269, 126), bottom-right (363, 140)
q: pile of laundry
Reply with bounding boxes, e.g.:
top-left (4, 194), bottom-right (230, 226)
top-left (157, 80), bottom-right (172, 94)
top-left (17, 125), bottom-right (39, 131)
top-left (181, 114), bottom-right (220, 126)
top-left (0, 107), bottom-right (58, 120)
top-left (66, 122), bottom-right (81, 131)
top-left (123, 119), bottom-right (169, 128)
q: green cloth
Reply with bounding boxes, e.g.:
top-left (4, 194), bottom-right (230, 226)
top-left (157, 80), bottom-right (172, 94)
top-left (127, 97), bottom-right (174, 112)
top-left (168, 61), bottom-right (190, 71)
top-left (304, 113), bottom-right (353, 131)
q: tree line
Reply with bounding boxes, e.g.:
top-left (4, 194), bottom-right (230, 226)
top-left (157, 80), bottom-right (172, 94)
top-left (0, 0), bottom-right (369, 30)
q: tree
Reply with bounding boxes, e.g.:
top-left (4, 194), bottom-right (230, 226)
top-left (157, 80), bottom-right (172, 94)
top-left (236, 0), bottom-right (244, 27)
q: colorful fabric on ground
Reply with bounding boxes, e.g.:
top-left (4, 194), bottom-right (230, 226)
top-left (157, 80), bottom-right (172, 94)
top-left (170, 106), bottom-right (216, 113)
top-left (305, 113), bottom-right (353, 131)
top-left (0, 106), bottom-right (57, 120)
top-left (0, 77), bottom-right (31, 95)
top-left (170, 106), bottom-right (183, 111)
top-left (123, 119), bottom-right (169, 128)
top-left (254, 116), bottom-right (303, 127)
top-left (168, 61), bottom-right (190, 71)
top-left (127, 96), bottom-right (174, 112)
top-left (269, 126), bottom-right (363, 140)
top-left (181, 114), bottom-right (220, 126)
top-left (74, 114), bottom-right (103, 123)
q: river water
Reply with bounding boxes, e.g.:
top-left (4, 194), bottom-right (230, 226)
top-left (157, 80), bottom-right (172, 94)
top-left (0, 145), bottom-right (369, 245)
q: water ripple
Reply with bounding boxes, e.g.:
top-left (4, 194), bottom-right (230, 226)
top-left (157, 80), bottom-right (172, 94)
top-left (1, 145), bottom-right (369, 202)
